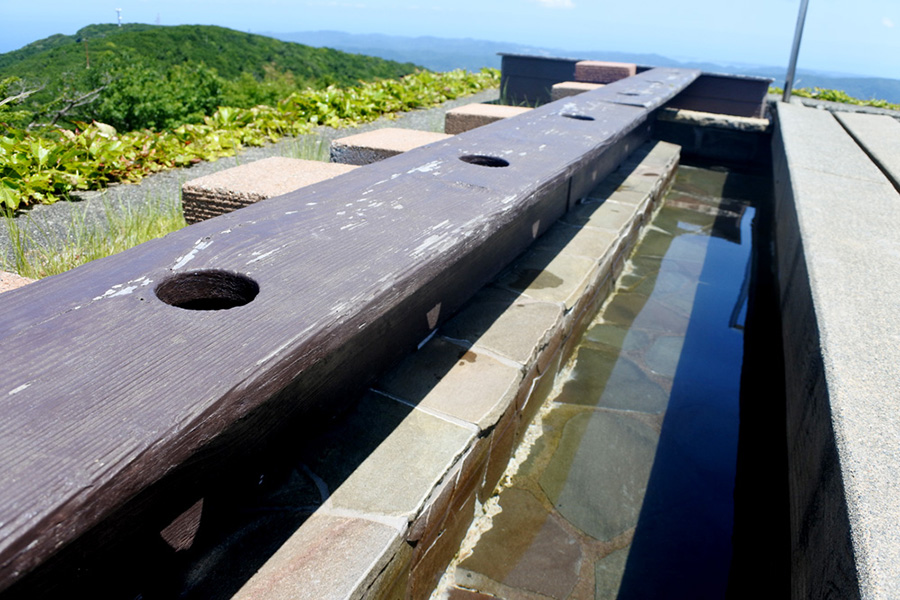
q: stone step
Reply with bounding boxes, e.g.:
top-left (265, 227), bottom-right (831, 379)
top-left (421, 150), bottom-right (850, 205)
top-left (330, 127), bottom-right (453, 165)
top-left (444, 103), bottom-right (533, 134)
top-left (181, 157), bottom-right (358, 224)
top-left (551, 81), bottom-right (604, 101)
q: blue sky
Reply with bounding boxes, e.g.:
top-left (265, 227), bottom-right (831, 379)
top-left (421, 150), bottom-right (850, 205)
top-left (2, 0), bottom-right (898, 79)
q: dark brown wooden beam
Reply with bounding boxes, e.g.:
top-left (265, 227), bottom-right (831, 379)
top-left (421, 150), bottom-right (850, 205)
top-left (0, 68), bottom-right (699, 591)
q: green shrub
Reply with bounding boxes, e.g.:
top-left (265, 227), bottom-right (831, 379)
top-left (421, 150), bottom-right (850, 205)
top-left (0, 68), bottom-right (500, 213)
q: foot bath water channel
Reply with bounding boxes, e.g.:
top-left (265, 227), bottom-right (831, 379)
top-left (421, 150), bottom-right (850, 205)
top-left (440, 163), bottom-right (768, 600)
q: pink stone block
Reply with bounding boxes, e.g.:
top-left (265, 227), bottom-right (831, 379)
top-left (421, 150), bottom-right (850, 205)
top-left (551, 81), bottom-right (604, 101)
top-left (444, 103), bottom-right (532, 134)
top-left (181, 157), bottom-right (357, 224)
top-left (330, 127), bottom-right (452, 165)
top-left (574, 61), bottom-right (637, 84)
top-left (0, 271), bottom-right (35, 294)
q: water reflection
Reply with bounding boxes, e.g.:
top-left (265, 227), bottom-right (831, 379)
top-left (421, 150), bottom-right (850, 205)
top-left (456, 165), bottom-right (761, 599)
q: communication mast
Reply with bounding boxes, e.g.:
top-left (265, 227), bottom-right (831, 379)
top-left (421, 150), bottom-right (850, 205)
top-left (116, 8), bottom-right (122, 27)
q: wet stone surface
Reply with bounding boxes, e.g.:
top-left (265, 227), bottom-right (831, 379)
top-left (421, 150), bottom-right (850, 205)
top-left (442, 164), bottom-right (759, 599)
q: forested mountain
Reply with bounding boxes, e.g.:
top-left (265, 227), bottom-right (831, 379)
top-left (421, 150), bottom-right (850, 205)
top-left (0, 24), bottom-right (419, 131)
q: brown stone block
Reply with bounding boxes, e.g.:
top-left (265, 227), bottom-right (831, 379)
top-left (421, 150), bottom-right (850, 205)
top-left (407, 493), bottom-right (478, 600)
top-left (407, 465), bottom-right (460, 547)
top-left (444, 103), bottom-right (533, 134)
top-left (574, 61), bottom-right (637, 84)
top-left (551, 81), bottom-right (604, 101)
top-left (0, 271), bottom-right (35, 294)
top-left (411, 435), bottom-right (488, 565)
top-left (518, 351), bottom-right (562, 442)
top-left (482, 404), bottom-right (520, 500)
top-left (370, 540), bottom-right (414, 600)
top-left (330, 128), bottom-right (453, 165)
top-left (181, 157), bottom-right (357, 223)
top-left (447, 587), bottom-right (499, 600)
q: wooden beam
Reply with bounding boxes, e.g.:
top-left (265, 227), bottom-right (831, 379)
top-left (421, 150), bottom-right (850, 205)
top-left (0, 68), bottom-right (699, 590)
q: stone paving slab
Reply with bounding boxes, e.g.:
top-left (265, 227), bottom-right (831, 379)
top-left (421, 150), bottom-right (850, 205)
top-left (444, 103), bottom-right (533, 134)
top-left (774, 102), bottom-right (900, 599)
top-left (496, 248), bottom-right (600, 310)
top-left (373, 337), bottom-right (523, 432)
top-left (181, 157), bottom-right (358, 224)
top-left (551, 81), bottom-right (604, 101)
top-left (563, 198), bottom-right (639, 238)
top-left (834, 111), bottom-right (900, 191)
top-left (439, 286), bottom-right (565, 367)
top-left (457, 487), bottom-right (583, 600)
top-left (233, 512), bottom-right (402, 600)
top-left (304, 390), bottom-right (475, 521)
top-left (330, 127), bottom-right (453, 165)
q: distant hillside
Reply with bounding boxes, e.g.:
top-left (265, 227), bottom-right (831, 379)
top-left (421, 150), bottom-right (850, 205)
top-left (0, 25), bottom-right (420, 131)
top-left (0, 24), bottom-right (418, 88)
top-left (268, 30), bottom-right (900, 104)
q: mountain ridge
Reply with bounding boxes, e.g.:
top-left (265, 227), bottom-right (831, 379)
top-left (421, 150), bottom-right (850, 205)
top-left (266, 30), bottom-right (900, 104)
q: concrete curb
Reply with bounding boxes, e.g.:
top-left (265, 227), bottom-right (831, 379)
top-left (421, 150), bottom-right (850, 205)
top-left (774, 101), bottom-right (900, 600)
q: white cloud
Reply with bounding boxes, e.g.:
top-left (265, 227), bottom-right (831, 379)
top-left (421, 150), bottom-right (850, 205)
top-left (534, 0), bottom-right (575, 8)
top-left (883, 17), bottom-right (895, 28)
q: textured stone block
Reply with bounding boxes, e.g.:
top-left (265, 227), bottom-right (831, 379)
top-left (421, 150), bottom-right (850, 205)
top-left (181, 157), bottom-right (357, 223)
top-left (330, 127), bottom-right (453, 165)
top-left (444, 103), bottom-right (532, 134)
top-left (551, 81), bottom-right (604, 101)
top-left (574, 61), bottom-right (637, 84)
top-left (0, 271), bottom-right (35, 294)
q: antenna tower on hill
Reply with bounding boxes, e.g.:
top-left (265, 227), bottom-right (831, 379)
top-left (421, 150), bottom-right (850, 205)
top-left (116, 8), bottom-right (122, 27)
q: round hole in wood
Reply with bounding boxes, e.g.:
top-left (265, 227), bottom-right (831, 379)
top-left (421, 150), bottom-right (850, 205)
top-left (459, 155), bottom-right (510, 168)
top-left (561, 113), bottom-right (595, 121)
top-left (155, 270), bottom-right (259, 311)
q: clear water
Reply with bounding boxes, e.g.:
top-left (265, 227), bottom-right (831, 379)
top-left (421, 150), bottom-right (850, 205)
top-left (452, 164), bottom-right (761, 599)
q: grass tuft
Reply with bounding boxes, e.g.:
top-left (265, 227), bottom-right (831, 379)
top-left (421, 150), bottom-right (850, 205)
top-left (2, 193), bottom-right (186, 279)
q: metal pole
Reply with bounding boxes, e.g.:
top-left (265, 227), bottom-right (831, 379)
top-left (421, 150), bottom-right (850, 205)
top-left (783, 0), bottom-right (810, 102)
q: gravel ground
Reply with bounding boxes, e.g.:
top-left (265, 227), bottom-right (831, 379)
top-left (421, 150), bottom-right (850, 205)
top-left (0, 88), bottom-right (499, 269)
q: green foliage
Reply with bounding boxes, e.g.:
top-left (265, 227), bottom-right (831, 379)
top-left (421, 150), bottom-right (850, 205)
top-left (3, 192), bottom-right (186, 278)
top-left (0, 68), bottom-right (500, 213)
top-left (770, 85), bottom-right (900, 112)
top-left (89, 60), bottom-right (227, 131)
top-left (0, 24), bottom-right (420, 129)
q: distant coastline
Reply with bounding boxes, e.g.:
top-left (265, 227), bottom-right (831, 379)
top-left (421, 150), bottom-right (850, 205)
top-left (266, 30), bottom-right (900, 105)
